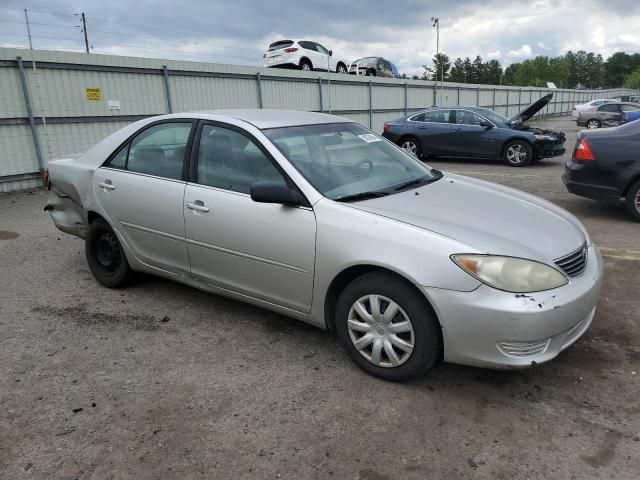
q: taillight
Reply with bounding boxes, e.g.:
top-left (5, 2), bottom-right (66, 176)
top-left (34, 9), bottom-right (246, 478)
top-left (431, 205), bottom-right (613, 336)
top-left (283, 47), bottom-right (298, 53)
top-left (574, 138), bottom-right (595, 162)
top-left (43, 168), bottom-right (50, 189)
top-left (383, 124), bottom-right (391, 132)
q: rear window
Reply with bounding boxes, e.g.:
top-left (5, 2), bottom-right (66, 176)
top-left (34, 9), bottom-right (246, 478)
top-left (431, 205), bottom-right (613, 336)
top-left (268, 40), bottom-right (293, 51)
top-left (598, 104), bottom-right (620, 112)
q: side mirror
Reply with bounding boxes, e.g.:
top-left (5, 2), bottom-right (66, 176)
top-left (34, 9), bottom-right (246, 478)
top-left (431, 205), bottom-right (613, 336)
top-left (479, 120), bottom-right (493, 129)
top-left (250, 181), bottom-right (303, 206)
top-left (328, 50), bottom-right (333, 56)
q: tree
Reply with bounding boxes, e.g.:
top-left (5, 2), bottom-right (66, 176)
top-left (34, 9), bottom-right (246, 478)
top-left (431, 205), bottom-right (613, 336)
top-left (624, 68), bottom-right (640, 89)
top-left (462, 57), bottom-right (473, 83)
top-left (503, 63), bottom-right (520, 86)
top-left (449, 57), bottom-right (465, 83)
top-left (471, 55), bottom-right (484, 83)
top-left (430, 53), bottom-right (451, 81)
top-left (484, 59), bottom-right (503, 85)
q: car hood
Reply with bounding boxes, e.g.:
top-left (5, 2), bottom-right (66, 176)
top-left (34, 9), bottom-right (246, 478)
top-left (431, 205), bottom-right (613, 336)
top-left (349, 173), bottom-right (586, 263)
top-left (510, 93), bottom-right (553, 125)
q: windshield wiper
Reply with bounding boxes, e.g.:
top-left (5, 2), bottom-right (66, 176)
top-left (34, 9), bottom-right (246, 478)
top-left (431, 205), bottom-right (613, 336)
top-left (334, 191), bottom-right (390, 203)
top-left (393, 173), bottom-right (442, 191)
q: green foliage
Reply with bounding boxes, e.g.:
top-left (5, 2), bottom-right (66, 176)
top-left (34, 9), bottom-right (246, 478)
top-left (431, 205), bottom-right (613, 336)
top-left (425, 53), bottom-right (451, 81)
top-left (624, 68), bottom-right (640, 89)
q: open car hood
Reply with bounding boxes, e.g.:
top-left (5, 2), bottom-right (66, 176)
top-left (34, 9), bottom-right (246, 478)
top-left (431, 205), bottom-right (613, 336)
top-left (509, 93), bottom-right (553, 125)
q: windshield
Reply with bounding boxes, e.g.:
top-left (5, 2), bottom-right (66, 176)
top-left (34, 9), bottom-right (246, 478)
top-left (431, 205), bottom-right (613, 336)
top-left (476, 108), bottom-right (509, 125)
top-left (263, 122), bottom-right (438, 200)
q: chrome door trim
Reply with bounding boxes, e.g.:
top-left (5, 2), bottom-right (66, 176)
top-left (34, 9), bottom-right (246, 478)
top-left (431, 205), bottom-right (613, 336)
top-left (120, 221), bottom-right (185, 242)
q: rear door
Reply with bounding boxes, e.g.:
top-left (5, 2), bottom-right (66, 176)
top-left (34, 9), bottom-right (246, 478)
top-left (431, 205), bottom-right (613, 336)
top-left (598, 103), bottom-right (623, 126)
top-left (449, 109), bottom-right (498, 157)
top-left (183, 122), bottom-right (316, 313)
top-left (298, 41), bottom-right (322, 69)
top-left (94, 120), bottom-right (194, 275)
top-left (411, 110), bottom-right (453, 155)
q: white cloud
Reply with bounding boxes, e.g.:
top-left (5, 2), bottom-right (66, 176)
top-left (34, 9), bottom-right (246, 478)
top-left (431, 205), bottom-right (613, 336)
top-left (506, 45), bottom-right (533, 59)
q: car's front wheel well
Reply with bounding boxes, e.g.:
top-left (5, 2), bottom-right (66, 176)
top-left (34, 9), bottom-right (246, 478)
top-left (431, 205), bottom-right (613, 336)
top-left (87, 211), bottom-right (106, 225)
top-left (324, 264), bottom-right (442, 335)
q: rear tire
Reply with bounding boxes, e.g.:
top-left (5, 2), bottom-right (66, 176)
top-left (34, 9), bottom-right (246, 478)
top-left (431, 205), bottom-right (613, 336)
top-left (336, 63), bottom-right (347, 74)
top-left (85, 218), bottom-right (132, 288)
top-left (399, 136), bottom-right (422, 158)
top-left (299, 59), bottom-right (312, 71)
top-left (503, 140), bottom-right (533, 167)
top-left (625, 178), bottom-right (640, 221)
top-left (335, 272), bottom-right (441, 382)
top-left (586, 119), bottom-right (601, 129)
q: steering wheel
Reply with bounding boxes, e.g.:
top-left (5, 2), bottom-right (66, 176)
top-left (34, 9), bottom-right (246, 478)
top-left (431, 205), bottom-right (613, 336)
top-left (351, 159), bottom-right (374, 178)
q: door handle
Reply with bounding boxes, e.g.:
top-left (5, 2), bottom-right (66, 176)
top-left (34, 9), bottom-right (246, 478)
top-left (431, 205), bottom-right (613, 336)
top-left (453, 127), bottom-right (463, 131)
top-left (98, 181), bottom-right (116, 191)
top-left (186, 201), bottom-right (210, 213)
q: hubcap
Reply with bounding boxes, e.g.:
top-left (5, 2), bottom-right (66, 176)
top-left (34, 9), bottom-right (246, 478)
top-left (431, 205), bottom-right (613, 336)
top-left (506, 144), bottom-right (527, 164)
top-left (587, 120), bottom-right (599, 129)
top-left (347, 294), bottom-right (415, 368)
top-left (95, 232), bottom-right (121, 273)
top-left (635, 189), bottom-right (640, 213)
top-left (401, 141), bottom-right (417, 156)
top-left (302, 64), bottom-right (310, 71)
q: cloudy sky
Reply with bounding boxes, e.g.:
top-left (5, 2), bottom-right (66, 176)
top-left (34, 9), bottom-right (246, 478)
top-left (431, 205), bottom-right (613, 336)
top-left (1, 0), bottom-right (639, 76)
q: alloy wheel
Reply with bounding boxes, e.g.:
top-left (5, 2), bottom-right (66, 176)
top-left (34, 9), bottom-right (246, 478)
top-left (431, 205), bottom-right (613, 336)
top-left (635, 189), bottom-right (640, 214)
top-left (506, 144), bottom-right (527, 164)
top-left (301, 63), bottom-right (311, 71)
top-left (347, 294), bottom-right (415, 368)
top-left (586, 120), bottom-right (600, 129)
top-left (401, 140), bottom-right (417, 156)
top-left (338, 65), bottom-right (347, 74)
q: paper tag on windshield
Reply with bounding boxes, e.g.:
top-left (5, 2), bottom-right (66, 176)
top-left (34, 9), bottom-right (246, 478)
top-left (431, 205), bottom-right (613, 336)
top-left (358, 134), bottom-right (381, 143)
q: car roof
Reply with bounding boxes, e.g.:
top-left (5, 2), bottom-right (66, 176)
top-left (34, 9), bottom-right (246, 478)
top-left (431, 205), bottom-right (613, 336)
top-left (188, 109), bottom-right (352, 129)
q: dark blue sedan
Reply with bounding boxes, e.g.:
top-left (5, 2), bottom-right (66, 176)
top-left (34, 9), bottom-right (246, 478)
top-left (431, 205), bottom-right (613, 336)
top-left (382, 94), bottom-right (566, 167)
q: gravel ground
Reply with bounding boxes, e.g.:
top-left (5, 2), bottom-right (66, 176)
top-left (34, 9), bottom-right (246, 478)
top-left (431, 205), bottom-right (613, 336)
top-left (1, 116), bottom-right (639, 480)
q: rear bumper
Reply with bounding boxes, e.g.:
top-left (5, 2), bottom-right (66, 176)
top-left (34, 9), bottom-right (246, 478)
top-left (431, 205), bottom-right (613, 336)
top-left (45, 188), bottom-right (88, 238)
top-left (562, 162), bottom-right (622, 201)
top-left (423, 245), bottom-right (603, 369)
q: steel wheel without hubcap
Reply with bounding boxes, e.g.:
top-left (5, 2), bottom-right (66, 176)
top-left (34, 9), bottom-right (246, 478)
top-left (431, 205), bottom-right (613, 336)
top-left (586, 119), bottom-right (600, 129)
top-left (506, 144), bottom-right (528, 165)
top-left (301, 62), bottom-right (311, 71)
top-left (401, 140), bottom-right (418, 156)
top-left (95, 231), bottom-right (122, 273)
top-left (347, 294), bottom-right (415, 367)
top-left (337, 65), bottom-right (347, 74)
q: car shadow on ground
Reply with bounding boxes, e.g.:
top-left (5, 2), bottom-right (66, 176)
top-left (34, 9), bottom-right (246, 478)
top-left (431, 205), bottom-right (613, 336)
top-left (423, 156), bottom-right (562, 169)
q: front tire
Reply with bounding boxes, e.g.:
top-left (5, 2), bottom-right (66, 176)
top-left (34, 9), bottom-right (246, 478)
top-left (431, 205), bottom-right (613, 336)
top-left (336, 63), bottom-right (347, 74)
top-left (335, 272), bottom-right (441, 382)
top-left (586, 119), bottom-right (601, 129)
top-left (85, 218), bottom-right (132, 288)
top-left (625, 178), bottom-right (640, 221)
top-left (399, 136), bottom-right (422, 158)
top-left (503, 140), bottom-right (533, 167)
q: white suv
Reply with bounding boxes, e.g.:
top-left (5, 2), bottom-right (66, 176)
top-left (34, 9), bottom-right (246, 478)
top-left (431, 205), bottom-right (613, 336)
top-left (263, 40), bottom-right (348, 73)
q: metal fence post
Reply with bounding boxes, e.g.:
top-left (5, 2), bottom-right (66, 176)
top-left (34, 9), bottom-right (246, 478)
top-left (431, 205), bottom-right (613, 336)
top-left (256, 72), bottom-right (263, 109)
top-left (318, 77), bottom-right (323, 112)
top-left (492, 88), bottom-right (496, 110)
top-left (16, 56), bottom-right (44, 171)
top-left (476, 87), bottom-right (480, 107)
top-left (518, 89), bottom-right (522, 111)
top-left (162, 65), bottom-right (172, 113)
top-left (433, 83), bottom-right (437, 106)
top-left (457, 86), bottom-right (460, 105)
top-left (368, 80), bottom-right (373, 128)
top-left (404, 82), bottom-right (408, 116)
top-left (505, 89), bottom-right (509, 116)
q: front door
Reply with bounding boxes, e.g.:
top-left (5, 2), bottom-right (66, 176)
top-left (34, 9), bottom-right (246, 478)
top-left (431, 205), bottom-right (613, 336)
top-left (183, 122), bottom-right (316, 313)
top-left (598, 103), bottom-right (622, 127)
top-left (94, 121), bottom-right (194, 274)
top-left (449, 109), bottom-right (498, 157)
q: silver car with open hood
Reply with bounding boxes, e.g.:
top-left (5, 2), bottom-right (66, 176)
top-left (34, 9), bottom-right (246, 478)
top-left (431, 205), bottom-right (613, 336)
top-left (45, 110), bottom-right (603, 381)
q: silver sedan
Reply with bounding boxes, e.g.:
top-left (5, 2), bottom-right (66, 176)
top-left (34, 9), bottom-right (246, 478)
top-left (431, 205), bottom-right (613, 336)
top-left (46, 110), bottom-right (603, 381)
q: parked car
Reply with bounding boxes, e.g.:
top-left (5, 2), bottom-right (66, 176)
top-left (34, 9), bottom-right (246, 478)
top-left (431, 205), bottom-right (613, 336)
top-left (263, 40), bottom-right (348, 73)
top-left (571, 99), bottom-right (615, 118)
top-left (382, 93), bottom-right (566, 166)
top-left (612, 95), bottom-right (640, 103)
top-left (349, 57), bottom-right (395, 77)
top-left (563, 120), bottom-right (640, 221)
top-left (45, 110), bottom-right (601, 381)
top-left (576, 102), bottom-right (640, 129)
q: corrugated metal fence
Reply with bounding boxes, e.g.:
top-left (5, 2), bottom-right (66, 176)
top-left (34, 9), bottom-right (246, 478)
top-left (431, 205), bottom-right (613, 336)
top-left (1, 47), bottom-right (638, 193)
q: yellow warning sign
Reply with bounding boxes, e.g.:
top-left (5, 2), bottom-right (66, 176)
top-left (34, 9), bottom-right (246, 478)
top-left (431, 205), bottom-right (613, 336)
top-left (85, 87), bottom-right (102, 101)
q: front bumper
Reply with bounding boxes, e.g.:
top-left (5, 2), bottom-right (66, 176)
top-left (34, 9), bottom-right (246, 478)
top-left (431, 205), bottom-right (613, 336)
top-left (423, 245), bottom-right (603, 369)
top-left (534, 141), bottom-right (566, 159)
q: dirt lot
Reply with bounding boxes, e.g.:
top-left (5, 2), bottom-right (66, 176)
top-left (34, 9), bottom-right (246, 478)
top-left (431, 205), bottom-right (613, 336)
top-left (1, 116), bottom-right (639, 479)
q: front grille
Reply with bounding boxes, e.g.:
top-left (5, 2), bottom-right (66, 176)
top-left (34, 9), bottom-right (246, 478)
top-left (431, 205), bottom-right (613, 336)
top-left (497, 339), bottom-right (550, 358)
top-left (555, 243), bottom-right (588, 277)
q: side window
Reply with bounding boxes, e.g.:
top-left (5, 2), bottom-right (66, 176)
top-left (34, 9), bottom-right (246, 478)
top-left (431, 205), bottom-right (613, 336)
top-left (423, 110), bottom-right (450, 123)
top-left (410, 112), bottom-right (425, 122)
top-left (599, 104), bottom-right (620, 112)
top-left (454, 110), bottom-right (483, 125)
top-left (107, 144), bottom-right (128, 169)
top-left (621, 104), bottom-right (640, 112)
top-left (315, 43), bottom-right (328, 54)
top-left (197, 124), bottom-right (286, 194)
top-left (298, 41), bottom-right (313, 50)
top-left (126, 122), bottom-right (191, 180)
top-left (383, 60), bottom-right (391, 71)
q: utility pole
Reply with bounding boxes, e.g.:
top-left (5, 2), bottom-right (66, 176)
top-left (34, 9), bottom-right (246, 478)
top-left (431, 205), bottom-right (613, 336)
top-left (431, 16), bottom-right (443, 105)
top-left (24, 9), bottom-right (33, 50)
top-left (81, 13), bottom-right (89, 53)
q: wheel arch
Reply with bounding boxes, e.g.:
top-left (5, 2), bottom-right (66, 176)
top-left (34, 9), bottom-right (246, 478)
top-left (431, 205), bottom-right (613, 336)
top-left (501, 136), bottom-right (534, 156)
top-left (323, 264), bottom-right (442, 337)
top-left (299, 57), bottom-right (312, 68)
top-left (336, 61), bottom-right (347, 72)
top-left (622, 173), bottom-right (640, 198)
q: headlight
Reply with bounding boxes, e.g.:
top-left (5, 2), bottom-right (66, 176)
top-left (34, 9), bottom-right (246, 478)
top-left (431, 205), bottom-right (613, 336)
top-left (451, 255), bottom-right (568, 293)
top-left (534, 134), bottom-right (557, 141)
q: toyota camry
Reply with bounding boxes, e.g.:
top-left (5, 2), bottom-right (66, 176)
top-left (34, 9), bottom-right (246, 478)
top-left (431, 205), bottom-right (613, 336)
top-left (45, 110), bottom-right (602, 381)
